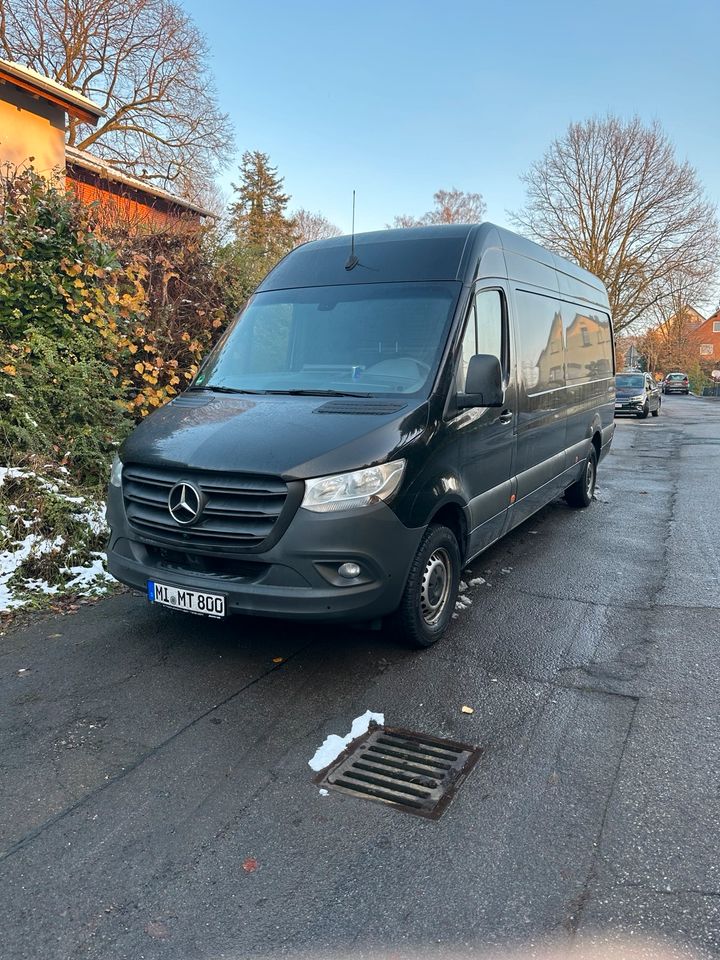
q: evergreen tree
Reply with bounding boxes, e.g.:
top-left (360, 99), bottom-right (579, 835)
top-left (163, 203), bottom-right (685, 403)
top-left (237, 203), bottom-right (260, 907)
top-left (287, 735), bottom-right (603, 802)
top-left (229, 151), bottom-right (296, 256)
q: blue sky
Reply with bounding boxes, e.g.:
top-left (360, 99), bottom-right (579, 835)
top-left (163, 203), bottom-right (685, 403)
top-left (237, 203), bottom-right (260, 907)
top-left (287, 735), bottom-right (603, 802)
top-left (183, 0), bottom-right (720, 235)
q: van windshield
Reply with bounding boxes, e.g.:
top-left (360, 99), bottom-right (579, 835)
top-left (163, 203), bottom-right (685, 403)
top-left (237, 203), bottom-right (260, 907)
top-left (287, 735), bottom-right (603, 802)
top-left (194, 282), bottom-right (461, 397)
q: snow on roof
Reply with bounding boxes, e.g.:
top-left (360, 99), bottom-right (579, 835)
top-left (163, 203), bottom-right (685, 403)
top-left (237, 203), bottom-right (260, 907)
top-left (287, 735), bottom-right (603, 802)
top-left (65, 145), bottom-right (213, 218)
top-left (0, 58), bottom-right (103, 121)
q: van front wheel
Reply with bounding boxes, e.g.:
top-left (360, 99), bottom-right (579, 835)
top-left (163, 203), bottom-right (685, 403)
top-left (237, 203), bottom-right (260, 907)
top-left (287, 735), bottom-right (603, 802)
top-left (394, 523), bottom-right (461, 648)
top-left (564, 448), bottom-right (597, 509)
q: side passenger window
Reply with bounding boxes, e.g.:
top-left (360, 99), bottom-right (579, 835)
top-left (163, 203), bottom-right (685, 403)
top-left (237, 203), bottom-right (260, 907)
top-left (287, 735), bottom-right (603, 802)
top-left (456, 290), bottom-right (503, 393)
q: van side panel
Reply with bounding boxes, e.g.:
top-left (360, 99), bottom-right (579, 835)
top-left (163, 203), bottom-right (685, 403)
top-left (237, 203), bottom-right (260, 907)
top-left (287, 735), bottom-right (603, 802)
top-left (504, 260), bottom-right (569, 522)
top-left (560, 298), bottom-right (615, 468)
top-left (497, 244), bottom-right (614, 531)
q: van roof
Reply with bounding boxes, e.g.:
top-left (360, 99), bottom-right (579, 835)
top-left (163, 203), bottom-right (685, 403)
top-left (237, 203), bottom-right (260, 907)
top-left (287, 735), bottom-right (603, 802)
top-left (257, 222), bottom-right (609, 308)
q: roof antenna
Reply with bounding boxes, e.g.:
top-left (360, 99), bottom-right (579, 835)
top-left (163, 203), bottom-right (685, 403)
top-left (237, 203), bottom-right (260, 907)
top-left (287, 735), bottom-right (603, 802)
top-left (345, 189), bottom-right (359, 270)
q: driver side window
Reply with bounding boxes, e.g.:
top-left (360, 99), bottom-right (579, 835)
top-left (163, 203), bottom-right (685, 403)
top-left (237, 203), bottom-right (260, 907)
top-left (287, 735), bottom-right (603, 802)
top-left (456, 289), bottom-right (503, 393)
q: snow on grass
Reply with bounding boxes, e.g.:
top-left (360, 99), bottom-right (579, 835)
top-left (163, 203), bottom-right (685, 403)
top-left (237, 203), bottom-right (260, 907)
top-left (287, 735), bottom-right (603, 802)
top-left (308, 710), bottom-right (385, 772)
top-left (0, 533), bottom-right (64, 610)
top-left (0, 467), bottom-right (116, 613)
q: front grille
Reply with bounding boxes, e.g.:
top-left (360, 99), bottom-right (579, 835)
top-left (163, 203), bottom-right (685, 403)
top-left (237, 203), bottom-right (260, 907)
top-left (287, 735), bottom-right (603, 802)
top-left (123, 463), bottom-right (290, 551)
top-left (144, 545), bottom-right (268, 581)
top-left (317, 727), bottom-right (482, 819)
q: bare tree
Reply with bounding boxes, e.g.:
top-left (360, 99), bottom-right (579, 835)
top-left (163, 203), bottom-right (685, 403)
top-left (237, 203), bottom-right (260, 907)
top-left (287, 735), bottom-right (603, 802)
top-left (638, 274), bottom-right (707, 374)
top-left (391, 188), bottom-right (486, 228)
top-left (513, 116), bottom-right (720, 334)
top-left (0, 0), bottom-right (233, 199)
top-left (292, 208), bottom-right (341, 245)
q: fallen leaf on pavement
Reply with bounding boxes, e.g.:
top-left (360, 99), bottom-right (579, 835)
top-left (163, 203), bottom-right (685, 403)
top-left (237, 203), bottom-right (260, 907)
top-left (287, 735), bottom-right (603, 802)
top-left (461, 705), bottom-right (474, 714)
top-left (272, 657), bottom-right (284, 664)
top-left (242, 857), bottom-right (258, 872)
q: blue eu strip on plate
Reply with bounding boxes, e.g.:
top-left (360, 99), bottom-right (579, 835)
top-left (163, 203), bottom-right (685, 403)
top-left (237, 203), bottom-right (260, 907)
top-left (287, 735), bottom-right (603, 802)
top-left (147, 581), bottom-right (155, 601)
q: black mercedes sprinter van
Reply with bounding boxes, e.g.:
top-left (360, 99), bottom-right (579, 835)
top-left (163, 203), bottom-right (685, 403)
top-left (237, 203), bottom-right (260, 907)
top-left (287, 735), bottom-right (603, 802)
top-left (106, 224), bottom-right (615, 646)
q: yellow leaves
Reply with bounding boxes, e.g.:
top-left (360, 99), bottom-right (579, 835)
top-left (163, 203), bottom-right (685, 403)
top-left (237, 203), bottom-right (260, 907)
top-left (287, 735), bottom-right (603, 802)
top-left (110, 367), bottom-right (119, 378)
top-left (180, 331), bottom-right (191, 342)
top-left (143, 343), bottom-right (156, 354)
top-left (72, 278), bottom-right (85, 289)
top-left (134, 362), bottom-right (144, 374)
top-left (128, 343), bottom-right (138, 354)
top-left (2, 364), bottom-right (17, 376)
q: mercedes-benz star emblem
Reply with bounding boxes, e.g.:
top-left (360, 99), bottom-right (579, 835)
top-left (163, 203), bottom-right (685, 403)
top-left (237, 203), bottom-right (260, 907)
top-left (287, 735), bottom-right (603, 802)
top-left (168, 482), bottom-right (203, 525)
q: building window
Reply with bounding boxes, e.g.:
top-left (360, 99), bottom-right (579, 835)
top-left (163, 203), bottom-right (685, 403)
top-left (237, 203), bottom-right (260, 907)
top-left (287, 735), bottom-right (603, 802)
top-left (713, 321), bottom-right (720, 333)
top-left (700, 344), bottom-right (713, 356)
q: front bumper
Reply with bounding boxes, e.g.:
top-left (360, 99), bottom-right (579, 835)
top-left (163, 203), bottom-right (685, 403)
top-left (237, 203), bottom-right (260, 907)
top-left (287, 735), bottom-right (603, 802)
top-left (614, 399), bottom-right (646, 415)
top-left (106, 483), bottom-right (424, 622)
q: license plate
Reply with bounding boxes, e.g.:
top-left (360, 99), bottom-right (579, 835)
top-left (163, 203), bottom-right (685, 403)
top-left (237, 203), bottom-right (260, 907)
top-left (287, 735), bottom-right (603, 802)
top-left (148, 581), bottom-right (226, 618)
top-left (615, 402), bottom-right (625, 409)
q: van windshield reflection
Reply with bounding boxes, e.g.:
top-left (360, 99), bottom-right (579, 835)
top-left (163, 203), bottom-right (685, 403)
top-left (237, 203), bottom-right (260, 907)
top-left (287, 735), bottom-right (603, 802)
top-left (195, 282), bottom-right (461, 398)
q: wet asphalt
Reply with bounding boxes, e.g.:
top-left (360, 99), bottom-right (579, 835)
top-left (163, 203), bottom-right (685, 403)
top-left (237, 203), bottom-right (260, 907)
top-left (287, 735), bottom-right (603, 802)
top-left (1, 393), bottom-right (719, 960)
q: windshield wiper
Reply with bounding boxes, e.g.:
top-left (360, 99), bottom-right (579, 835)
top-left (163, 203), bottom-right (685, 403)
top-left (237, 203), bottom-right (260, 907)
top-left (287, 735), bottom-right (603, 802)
top-left (188, 385), bottom-right (267, 395)
top-left (262, 388), bottom-right (374, 398)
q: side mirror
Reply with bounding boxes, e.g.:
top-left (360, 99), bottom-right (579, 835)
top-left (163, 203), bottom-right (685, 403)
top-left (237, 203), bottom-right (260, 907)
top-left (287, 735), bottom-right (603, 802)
top-left (458, 354), bottom-right (504, 408)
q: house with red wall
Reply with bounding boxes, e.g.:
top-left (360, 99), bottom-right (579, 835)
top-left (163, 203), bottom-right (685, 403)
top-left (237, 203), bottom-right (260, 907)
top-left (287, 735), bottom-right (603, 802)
top-left (0, 58), bottom-right (210, 229)
top-left (690, 308), bottom-right (720, 363)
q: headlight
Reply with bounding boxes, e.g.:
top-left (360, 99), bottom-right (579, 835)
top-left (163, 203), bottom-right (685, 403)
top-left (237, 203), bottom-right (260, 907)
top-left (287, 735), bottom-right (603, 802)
top-left (110, 454), bottom-right (123, 487)
top-left (301, 459), bottom-right (406, 513)
top-left (631, 395), bottom-right (645, 403)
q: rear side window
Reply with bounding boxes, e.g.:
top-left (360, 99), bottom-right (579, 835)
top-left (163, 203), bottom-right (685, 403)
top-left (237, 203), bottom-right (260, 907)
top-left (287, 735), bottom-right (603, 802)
top-left (515, 291), bottom-right (564, 392)
top-left (562, 304), bottom-right (613, 384)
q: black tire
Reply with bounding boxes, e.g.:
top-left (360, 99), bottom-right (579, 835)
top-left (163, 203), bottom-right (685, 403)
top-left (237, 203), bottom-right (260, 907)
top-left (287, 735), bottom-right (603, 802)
top-left (684, 389), bottom-right (689, 395)
top-left (393, 523), bottom-right (460, 648)
top-left (564, 448), bottom-right (597, 509)
top-left (637, 402), bottom-right (649, 419)
top-left (651, 404), bottom-right (660, 417)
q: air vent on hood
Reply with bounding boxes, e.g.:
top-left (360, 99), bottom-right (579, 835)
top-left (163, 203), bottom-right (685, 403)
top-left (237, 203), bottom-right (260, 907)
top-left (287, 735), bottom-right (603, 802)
top-left (171, 394), bottom-right (214, 408)
top-left (314, 399), bottom-right (408, 415)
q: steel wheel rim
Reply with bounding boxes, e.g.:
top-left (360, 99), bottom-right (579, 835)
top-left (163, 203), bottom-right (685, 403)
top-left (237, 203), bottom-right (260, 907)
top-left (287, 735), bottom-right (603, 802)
top-left (585, 459), bottom-right (595, 498)
top-left (420, 547), bottom-right (452, 626)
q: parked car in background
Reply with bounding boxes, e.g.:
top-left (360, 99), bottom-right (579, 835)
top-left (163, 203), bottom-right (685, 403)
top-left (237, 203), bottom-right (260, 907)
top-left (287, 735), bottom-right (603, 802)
top-left (615, 371), bottom-right (661, 418)
top-left (662, 372), bottom-right (690, 394)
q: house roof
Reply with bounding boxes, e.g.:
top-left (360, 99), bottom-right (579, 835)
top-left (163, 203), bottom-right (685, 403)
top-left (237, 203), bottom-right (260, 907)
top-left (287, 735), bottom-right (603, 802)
top-left (65, 146), bottom-right (213, 218)
top-left (0, 58), bottom-right (103, 124)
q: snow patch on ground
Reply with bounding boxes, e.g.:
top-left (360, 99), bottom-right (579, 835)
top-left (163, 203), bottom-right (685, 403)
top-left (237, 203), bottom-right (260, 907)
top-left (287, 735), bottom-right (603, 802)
top-left (308, 709), bottom-right (385, 772)
top-left (0, 533), bottom-right (65, 611)
top-left (0, 467), bottom-right (116, 613)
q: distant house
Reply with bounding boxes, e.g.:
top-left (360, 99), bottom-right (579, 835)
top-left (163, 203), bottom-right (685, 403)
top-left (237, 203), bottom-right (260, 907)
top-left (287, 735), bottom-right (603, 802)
top-left (690, 308), bottom-right (720, 363)
top-left (0, 58), bottom-right (210, 228)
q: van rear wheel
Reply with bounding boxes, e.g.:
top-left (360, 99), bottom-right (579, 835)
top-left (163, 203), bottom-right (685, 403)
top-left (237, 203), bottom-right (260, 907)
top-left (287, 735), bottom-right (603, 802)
top-left (393, 523), bottom-right (460, 648)
top-left (564, 448), bottom-right (597, 509)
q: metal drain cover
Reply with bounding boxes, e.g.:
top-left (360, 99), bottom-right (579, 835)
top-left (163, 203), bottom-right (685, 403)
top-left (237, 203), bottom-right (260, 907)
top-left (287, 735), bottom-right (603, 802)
top-left (316, 726), bottom-right (482, 819)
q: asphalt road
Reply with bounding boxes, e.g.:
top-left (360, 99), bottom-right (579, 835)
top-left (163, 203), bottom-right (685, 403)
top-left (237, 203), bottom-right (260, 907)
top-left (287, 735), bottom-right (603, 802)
top-left (2, 394), bottom-right (720, 960)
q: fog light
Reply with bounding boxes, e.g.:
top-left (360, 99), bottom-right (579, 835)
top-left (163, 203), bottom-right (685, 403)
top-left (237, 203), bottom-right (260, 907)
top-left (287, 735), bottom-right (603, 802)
top-left (338, 562), bottom-right (361, 579)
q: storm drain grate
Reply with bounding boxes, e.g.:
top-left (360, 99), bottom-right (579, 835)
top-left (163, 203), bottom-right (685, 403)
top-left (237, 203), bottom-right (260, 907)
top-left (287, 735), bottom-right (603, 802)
top-left (316, 727), bottom-right (482, 819)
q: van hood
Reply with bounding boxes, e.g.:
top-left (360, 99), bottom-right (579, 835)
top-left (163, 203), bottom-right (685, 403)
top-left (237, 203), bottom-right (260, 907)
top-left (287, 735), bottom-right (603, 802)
top-left (119, 393), bottom-right (429, 479)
